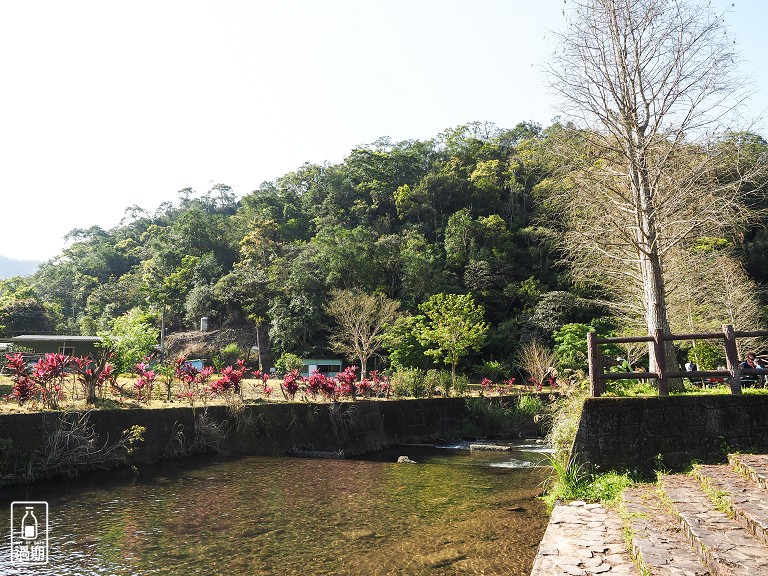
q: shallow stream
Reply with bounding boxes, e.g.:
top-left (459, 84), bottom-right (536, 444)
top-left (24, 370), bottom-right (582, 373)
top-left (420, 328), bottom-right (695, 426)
top-left (0, 440), bottom-right (552, 575)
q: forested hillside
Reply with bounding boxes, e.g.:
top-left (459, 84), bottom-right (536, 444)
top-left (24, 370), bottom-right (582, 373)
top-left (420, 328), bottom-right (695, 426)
top-left (2, 121), bottom-right (766, 374)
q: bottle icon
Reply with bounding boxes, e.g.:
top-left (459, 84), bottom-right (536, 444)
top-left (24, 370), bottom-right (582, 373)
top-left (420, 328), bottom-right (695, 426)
top-left (20, 507), bottom-right (37, 540)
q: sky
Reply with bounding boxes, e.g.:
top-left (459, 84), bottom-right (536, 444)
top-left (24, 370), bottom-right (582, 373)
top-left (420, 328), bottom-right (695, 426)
top-left (1, 0), bottom-right (766, 262)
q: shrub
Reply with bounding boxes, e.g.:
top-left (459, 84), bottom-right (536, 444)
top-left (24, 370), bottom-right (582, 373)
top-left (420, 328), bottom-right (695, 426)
top-left (275, 352), bottom-right (303, 376)
top-left (213, 342), bottom-right (244, 371)
top-left (335, 366), bottom-right (358, 398)
top-left (209, 359), bottom-right (246, 397)
top-left (453, 374), bottom-right (470, 396)
top-left (134, 361), bottom-right (157, 404)
top-left (72, 352), bottom-right (116, 404)
top-left (687, 342), bottom-right (723, 370)
top-left (474, 360), bottom-right (508, 382)
top-left (281, 369), bottom-right (302, 401)
top-left (98, 308), bottom-right (159, 374)
top-left (425, 369), bottom-right (451, 396)
top-left (4, 352), bottom-right (70, 409)
top-left (603, 378), bottom-right (657, 396)
top-left (390, 368), bottom-right (427, 398)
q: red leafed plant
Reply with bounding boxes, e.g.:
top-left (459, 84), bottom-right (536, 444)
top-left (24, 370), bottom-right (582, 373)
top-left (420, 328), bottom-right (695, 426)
top-left (281, 369), bottom-right (302, 401)
top-left (174, 356), bottom-right (215, 405)
top-left (252, 369), bottom-right (273, 397)
top-left (135, 361), bottom-right (158, 404)
top-left (335, 366), bottom-right (358, 399)
top-left (320, 374), bottom-right (338, 401)
top-left (369, 370), bottom-right (390, 398)
top-left (30, 353), bottom-right (70, 409)
top-left (4, 353), bottom-right (37, 405)
top-left (357, 377), bottom-right (372, 398)
top-left (306, 369), bottom-right (327, 399)
top-left (209, 359), bottom-right (246, 397)
top-left (72, 351), bottom-right (117, 404)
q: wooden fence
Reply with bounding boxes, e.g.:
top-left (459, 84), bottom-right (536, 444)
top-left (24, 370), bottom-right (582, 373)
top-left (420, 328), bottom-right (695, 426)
top-left (587, 324), bottom-right (768, 397)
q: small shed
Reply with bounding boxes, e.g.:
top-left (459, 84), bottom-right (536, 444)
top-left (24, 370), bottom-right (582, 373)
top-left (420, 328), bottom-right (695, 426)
top-left (300, 358), bottom-right (343, 378)
top-left (9, 335), bottom-right (102, 357)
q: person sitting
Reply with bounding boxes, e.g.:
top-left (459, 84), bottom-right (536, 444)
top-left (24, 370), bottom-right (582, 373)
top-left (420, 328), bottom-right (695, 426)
top-left (684, 359), bottom-right (700, 385)
top-left (756, 357), bottom-right (768, 387)
top-left (740, 352), bottom-right (757, 370)
top-left (740, 352), bottom-right (759, 387)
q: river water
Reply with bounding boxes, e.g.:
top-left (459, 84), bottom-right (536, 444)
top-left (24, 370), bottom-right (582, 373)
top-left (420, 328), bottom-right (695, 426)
top-left (0, 441), bottom-right (551, 575)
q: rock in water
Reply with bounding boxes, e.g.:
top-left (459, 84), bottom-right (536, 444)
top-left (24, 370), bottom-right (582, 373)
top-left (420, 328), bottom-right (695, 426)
top-left (397, 456), bottom-right (417, 464)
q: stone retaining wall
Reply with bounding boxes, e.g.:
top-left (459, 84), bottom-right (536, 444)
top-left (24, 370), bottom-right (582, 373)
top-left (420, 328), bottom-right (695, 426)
top-left (0, 395), bottom-right (548, 482)
top-left (572, 395), bottom-right (768, 474)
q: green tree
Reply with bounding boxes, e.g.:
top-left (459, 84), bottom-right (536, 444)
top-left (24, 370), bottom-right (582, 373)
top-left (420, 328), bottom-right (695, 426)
top-left (381, 315), bottom-right (430, 370)
top-left (553, 320), bottom-right (618, 372)
top-left (417, 293), bottom-right (489, 384)
top-left (98, 308), bottom-right (159, 374)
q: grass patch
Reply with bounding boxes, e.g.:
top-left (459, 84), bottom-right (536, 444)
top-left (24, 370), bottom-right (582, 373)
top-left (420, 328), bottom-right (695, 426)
top-left (603, 379), bottom-right (658, 396)
top-left (543, 387), bottom-right (634, 506)
top-left (541, 457), bottom-right (634, 507)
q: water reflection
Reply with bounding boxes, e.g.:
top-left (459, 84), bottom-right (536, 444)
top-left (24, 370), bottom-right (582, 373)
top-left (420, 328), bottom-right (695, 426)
top-left (0, 442), bottom-right (551, 575)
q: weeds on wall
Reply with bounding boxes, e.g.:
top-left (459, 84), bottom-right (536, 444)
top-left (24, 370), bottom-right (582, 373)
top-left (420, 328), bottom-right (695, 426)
top-left (461, 395), bottom-right (550, 437)
top-left (42, 411), bottom-right (145, 478)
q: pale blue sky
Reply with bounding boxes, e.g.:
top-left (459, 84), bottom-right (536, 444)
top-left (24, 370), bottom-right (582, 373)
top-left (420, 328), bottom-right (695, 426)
top-left (0, 0), bottom-right (766, 261)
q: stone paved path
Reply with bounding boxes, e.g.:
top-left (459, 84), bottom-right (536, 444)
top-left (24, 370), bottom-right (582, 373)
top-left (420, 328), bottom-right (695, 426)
top-left (530, 500), bottom-right (639, 575)
top-left (531, 454), bottom-right (768, 576)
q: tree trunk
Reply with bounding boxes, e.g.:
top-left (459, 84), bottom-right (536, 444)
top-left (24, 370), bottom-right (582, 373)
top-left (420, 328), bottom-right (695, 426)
top-left (635, 167), bottom-right (684, 392)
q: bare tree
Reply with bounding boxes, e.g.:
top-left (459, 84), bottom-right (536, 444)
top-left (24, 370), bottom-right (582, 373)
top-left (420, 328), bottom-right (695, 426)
top-left (546, 0), bottom-right (767, 390)
top-left (667, 248), bottom-right (767, 358)
top-left (516, 339), bottom-right (558, 389)
top-left (325, 289), bottom-right (400, 378)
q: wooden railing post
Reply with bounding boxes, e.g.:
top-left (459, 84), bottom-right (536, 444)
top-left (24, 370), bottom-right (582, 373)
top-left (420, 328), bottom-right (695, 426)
top-left (587, 331), bottom-right (604, 397)
top-left (723, 324), bottom-right (742, 395)
top-left (653, 329), bottom-right (669, 396)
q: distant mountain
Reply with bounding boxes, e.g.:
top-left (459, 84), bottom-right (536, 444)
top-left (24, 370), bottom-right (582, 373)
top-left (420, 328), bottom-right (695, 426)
top-left (0, 255), bottom-right (41, 279)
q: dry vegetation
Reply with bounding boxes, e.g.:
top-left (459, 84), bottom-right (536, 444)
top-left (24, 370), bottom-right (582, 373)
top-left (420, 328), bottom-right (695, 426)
top-left (0, 373), bottom-right (557, 414)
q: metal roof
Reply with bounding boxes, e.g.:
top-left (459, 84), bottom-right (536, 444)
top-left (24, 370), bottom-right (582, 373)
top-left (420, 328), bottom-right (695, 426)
top-left (12, 335), bottom-right (101, 342)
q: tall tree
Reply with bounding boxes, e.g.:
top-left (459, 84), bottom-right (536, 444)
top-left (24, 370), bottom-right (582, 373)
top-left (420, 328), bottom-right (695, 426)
top-left (325, 289), bottom-right (400, 378)
top-left (547, 0), bottom-right (767, 390)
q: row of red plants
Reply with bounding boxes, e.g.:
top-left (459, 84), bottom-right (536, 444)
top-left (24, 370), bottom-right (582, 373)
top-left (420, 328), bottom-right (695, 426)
top-left (2, 352), bottom-right (391, 408)
top-left (3, 352), bottom-right (118, 409)
top-left (280, 366), bottom-right (390, 401)
top-left (2, 352), bottom-right (256, 408)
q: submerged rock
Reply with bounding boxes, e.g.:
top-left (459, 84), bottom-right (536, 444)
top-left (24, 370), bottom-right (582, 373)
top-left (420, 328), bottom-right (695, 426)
top-left (415, 549), bottom-right (467, 568)
top-left (469, 443), bottom-right (511, 451)
top-left (343, 529), bottom-right (377, 540)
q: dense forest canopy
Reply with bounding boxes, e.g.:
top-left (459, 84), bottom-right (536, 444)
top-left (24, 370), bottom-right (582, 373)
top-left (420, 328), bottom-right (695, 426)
top-left (1, 121), bottom-right (766, 374)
